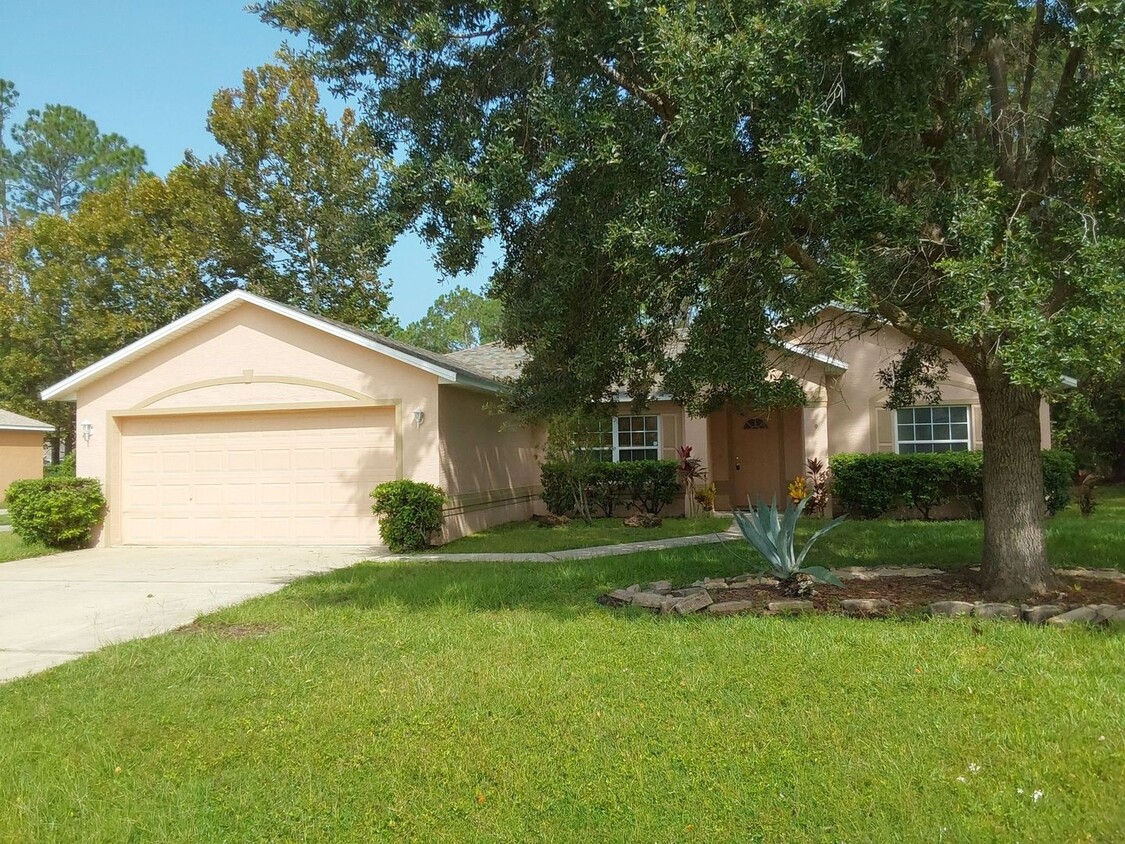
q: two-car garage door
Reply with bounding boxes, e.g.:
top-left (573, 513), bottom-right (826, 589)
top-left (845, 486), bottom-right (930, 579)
top-left (119, 408), bottom-right (397, 545)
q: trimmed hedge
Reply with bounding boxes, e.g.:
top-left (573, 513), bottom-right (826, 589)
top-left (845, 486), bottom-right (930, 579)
top-left (830, 450), bottom-right (1075, 520)
top-left (4, 476), bottom-right (106, 548)
top-left (370, 480), bottom-right (446, 552)
top-left (541, 459), bottom-right (682, 516)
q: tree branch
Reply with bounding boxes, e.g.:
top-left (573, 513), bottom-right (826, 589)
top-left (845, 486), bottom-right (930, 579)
top-left (871, 299), bottom-right (980, 373)
top-left (1029, 45), bottom-right (1083, 193)
top-left (986, 37), bottom-right (1016, 186)
top-left (594, 56), bottom-right (677, 123)
top-left (1015, 0), bottom-right (1045, 173)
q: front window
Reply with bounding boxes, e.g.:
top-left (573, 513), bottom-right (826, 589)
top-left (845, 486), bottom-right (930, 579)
top-left (895, 405), bottom-right (971, 453)
top-left (582, 415), bottom-right (661, 462)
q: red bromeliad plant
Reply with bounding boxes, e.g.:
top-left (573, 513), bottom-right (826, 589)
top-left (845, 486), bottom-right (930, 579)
top-left (676, 445), bottom-right (708, 515)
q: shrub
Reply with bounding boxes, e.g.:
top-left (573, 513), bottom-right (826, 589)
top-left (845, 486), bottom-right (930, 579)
top-left (1041, 448), bottom-right (1076, 516)
top-left (540, 462), bottom-right (576, 516)
top-left (5, 477), bottom-right (106, 548)
top-left (44, 452), bottom-right (76, 478)
top-left (618, 460), bottom-right (682, 515)
top-left (370, 480), bottom-right (446, 552)
top-left (830, 449), bottom-right (1075, 519)
top-left (539, 459), bottom-right (682, 517)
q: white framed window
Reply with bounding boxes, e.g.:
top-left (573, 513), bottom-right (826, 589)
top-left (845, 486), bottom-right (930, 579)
top-left (583, 415), bottom-right (661, 462)
top-left (895, 405), bottom-right (971, 453)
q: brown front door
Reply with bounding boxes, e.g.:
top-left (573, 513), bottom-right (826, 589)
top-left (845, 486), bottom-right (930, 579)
top-left (728, 410), bottom-right (788, 508)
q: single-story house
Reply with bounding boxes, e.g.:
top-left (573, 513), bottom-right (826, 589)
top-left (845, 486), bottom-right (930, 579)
top-left (42, 291), bottom-right (1054, 547)
top-left (0, 409), bottom-right (54, 496)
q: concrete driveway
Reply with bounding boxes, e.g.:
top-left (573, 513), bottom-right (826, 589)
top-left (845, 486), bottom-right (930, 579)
top-left (0, 545), bottom-right (375, 682)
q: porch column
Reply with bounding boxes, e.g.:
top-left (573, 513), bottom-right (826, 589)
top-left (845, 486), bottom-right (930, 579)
top-left (802, 390), bottom-right (829, 468)
top-left (682, 412), bottom-right (710, 515)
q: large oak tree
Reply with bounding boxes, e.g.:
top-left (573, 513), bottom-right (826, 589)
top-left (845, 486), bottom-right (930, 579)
top-left (240, 2), bottom-right (1125, 594)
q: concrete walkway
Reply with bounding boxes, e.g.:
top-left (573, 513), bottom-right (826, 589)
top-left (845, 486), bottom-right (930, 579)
top-left (0, 545), bottom-right (375, 683)
top-left (375, 523), bottom-right (743, 564)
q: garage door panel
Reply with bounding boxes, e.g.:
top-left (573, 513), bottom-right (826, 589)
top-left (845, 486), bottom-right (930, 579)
top-left (120, 409), bottom-right (395, 545)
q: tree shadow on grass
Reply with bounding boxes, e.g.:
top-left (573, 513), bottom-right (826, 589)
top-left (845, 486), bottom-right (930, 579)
top-left (278, 543), bottom-right (759, 620)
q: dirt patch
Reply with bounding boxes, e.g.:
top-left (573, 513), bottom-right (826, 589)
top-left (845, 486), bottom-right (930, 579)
top-left (712, 572), bottom-right (1125, 614)
top-left (175, 622), bottom-right (277, 639)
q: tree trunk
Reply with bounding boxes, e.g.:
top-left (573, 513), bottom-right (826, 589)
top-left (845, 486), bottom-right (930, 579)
top-left (976, 375), bottom-right (1056, 599)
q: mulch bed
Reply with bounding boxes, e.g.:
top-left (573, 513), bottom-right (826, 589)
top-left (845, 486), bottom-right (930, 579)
top-left (712, 571), bottom-right (1125, 614)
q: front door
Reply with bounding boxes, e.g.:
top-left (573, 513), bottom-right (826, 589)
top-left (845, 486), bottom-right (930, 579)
top-left (728, 410), bottom-right (788, 508)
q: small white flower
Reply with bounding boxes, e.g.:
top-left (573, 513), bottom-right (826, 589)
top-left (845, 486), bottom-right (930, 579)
top-left (1016, 788), bottom-right (1024, 795)
top-left (967, 763), bottom-right (980, 774)
top-left (1033, 790), bottom-right (1044, 802)
top-left (956, 776), bottom-right (967, 784)
top-left (1098, 735), bottom-right (1106, 742)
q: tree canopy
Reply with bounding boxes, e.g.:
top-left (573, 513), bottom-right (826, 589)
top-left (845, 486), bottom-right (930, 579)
top-left (258, 0), bottom-right (1125, 597)
top-left (396, 285), bottom-right (501, 353)
top-left (203, 52), bottom-right (397, 330)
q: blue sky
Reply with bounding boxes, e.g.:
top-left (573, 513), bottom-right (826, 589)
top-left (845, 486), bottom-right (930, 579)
top-left (2, 0), bottom-right (493, 324)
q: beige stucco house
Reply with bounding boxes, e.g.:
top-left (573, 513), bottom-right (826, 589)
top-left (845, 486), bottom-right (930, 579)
top-left (0, 409), bottom-right (53, 497)
top-left (42, 292), bottom-right (1054, 547)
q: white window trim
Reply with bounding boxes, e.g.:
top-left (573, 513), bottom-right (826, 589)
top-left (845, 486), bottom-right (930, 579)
top-left (612, 414), bottom-right (662, 462)
top-left (893, 404), bottom-right (973, 454)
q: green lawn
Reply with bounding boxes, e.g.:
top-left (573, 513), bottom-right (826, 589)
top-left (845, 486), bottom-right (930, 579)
top-left (0, 531), bottom-right (53, 563)
top-left (1, 528), bottom-right (1123, 840)
top-left (432, 514), bottom-right (732, 554)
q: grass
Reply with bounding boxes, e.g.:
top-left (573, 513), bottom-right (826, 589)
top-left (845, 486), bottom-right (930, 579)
top-left (432, 514), bottom-right (732, 554)
top-left (792, 482), bottom-right (1125, 572)
top-left (1, 520), bottom-right (1123, 840)
top-left (0, 531), bottom-right (53, 563)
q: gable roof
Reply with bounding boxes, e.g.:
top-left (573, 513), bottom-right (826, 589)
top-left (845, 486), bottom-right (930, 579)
top-left (41, 290), bottom-right (502, 402)
top-left (444, 341), bottom-right (528, 381)
top-left (0, 409), bottom-right (54, 432)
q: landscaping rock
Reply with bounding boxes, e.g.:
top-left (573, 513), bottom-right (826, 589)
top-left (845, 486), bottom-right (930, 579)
top-left (645, 580), bottom-right (673, 593)
top-left (973, 602), bottom-right (1020, 620)
top-left (624, 514), bottom-right (663, 528)
top-left (707, 600), bottom-right (757, 616)
top-left (672, 590), bottom-right (714, 615)
top-left (1046, 606), bottom-right (1099, 627)
top-left (768, 600), bottom-right (814, 614)
top-left (1057, 568), bottom-right (1125, 581)
top-left (702, 578), bottom-right (730, 591)
top-left (532, 513), bottom-right (570, 527)
top-left (1108, 609), bottom-right (1125, 631)
top-left (727, 573), bottom-right (759, 585)
top-left (841, 598), bottom-right (893, 617)
top-left (669, 586), bottom-right (706, 598)
top-left (631, 592), bottom-right (666, 610)
top-left (608, 588), bottom-right (637, 603)
top-left (1090, 604), bottom-right (1119, 622)
top-left (929, 601), bottom-right (975, 617)
top-left (1021, 604), bottom-right (1065, 625)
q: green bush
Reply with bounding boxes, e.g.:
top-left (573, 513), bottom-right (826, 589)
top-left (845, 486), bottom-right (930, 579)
top-left (618, 460), bottom-right (682, 515)
top-left (830, 449), bottom-right (1075, 520)
top-left (370, 480), bottom-right (446, 552)
top-left (4, 477), bottom-right (106, 548)
top-left (540, 459), bottom-right (681, 516)
top-left (44, 452), bottom-right (76, 478)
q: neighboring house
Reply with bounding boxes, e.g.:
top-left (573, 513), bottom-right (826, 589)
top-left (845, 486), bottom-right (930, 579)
top-left (42, 292), bottom-right (1054, 547)
top-left (0, 410), bottom-right (54, 496)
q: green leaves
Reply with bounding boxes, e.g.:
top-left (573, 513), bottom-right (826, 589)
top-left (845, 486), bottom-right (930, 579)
top-left (733, 496), bottom-right (846, 583)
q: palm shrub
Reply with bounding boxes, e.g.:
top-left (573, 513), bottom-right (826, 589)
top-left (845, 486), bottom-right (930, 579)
top-left (734, 496), bottom-right (846, 597)
top-left (370, 480), bottom-right (446, 552)
top-left (5, 477), bottom-right (106, 548)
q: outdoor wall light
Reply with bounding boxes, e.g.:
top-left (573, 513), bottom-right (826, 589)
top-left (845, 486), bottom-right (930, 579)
top-left (413, 409), bottom-right (425, 428)
top-left (80, 420), bottom-right (94, 442)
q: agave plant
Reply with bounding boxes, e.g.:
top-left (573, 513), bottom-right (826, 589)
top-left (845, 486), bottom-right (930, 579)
top-left (733, 495), bottom-right (846, 596)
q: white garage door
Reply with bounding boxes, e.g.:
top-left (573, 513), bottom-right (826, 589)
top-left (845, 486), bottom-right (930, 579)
top-left (119, 408), bottom-right (397, 545)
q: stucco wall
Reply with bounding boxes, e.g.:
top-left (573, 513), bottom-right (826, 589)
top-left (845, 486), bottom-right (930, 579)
top-left (74, 302), bottom-right (442, 546)
top-left (793, 309), bottom-right (1052, 455)
top-left (0, 431), bottom-right (45, 496)
top-left (437, 384), bottom-right (544, 540)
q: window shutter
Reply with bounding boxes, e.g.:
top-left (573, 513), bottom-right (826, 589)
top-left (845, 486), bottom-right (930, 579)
top-left (874, 406), bottom-right (894, 453)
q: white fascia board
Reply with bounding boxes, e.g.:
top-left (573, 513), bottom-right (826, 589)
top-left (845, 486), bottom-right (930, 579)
top-left (0, 424), bottom-right (55, 432)
top-left (41, 290), bottom-right (467, 401)
top-left (781, 341), bottom-right (849, 372)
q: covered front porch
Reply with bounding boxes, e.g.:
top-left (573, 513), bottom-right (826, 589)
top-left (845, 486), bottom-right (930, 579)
top-left (684, 395), bottom-right (829, 513)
